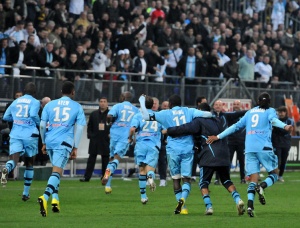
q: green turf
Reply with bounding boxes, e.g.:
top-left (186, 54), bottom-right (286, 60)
top-left (1, 172), bottom-right (300, 228)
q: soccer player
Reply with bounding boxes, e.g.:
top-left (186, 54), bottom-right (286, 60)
top-left (207, 92), bottom-right (293, 217)
top-left (38, 81), bottom-right (86, 217)
top-left (128, 96), bottom-right (165, 204)
top-left (167, 103), bottom-right (245, 216)
top-left (1, 82), bottom-right (40, 201)
top-left (101, 91), bottom-right (139, 194)
top-left (139, 94), bottom-right (212, 214)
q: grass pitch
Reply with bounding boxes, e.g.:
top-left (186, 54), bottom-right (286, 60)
top-left (1, 172), bottom-right (300, 228)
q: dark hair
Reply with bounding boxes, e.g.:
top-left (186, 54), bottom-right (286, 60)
top-left (277, 106), bottom-right (287, 112)
top-left (258, 92), bottom-right (271, 109)
top-left (168, 94), bottom-right (181, 107)
top-left (198, 102), bottom-right (211, 111)
top-left (24, 82), bottom-right (36, 96)
top-left (196, 96), bottom-right (206, 105)
top-left (145, 96), bottom-right (154, 109)
top-left (99, 97), bottom-right (108, 101)
top-left (62, 81), bottom-right (75, 94)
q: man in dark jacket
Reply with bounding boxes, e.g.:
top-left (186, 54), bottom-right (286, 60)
top-left (80, 97), bottom-right (110, 182)
top-left (167, 102), bottom-right (245, 216)
top-left (272, 106), bottom-right (294, 182)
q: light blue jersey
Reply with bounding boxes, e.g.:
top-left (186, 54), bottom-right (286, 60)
top-left (219, 106), bottom-right (286, 153)
top-left (41, 96), bottom-right (86, 151)
top-left (109, 101), bottom-right (139, 142)
top-left (154, 107), bottom-right (211, 154)
top-left (3, 94), bottom-right (40, 139)
top-left (131, 109), bottom-right (163, 149)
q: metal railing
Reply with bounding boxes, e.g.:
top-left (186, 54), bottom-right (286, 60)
top-left (0, 65), bottom-right (298, 108)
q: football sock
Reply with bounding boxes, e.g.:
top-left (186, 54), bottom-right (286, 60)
top-left (5, 160), bottom-right (15, 173)
top-left (261, 173), bottom-right (278, 188)
top-left (174, 188), bottom-right (182, 202)
top-left (231, 190), bottom-right (241, 204)
top-left (203, 194), bottom-right (212, 209)
top-left (181, 182), bottom-right (191, 200)
top-left (247, 182), bottom-right (256, 202)
top-left (43, 172), bottom-right (60, 201)
top-left (106, 176), bottom-right (113, 187)
top-left (52, 184), bottom-right (60, 201)
top-left (23, 166), bottom-right (34, 196)
top-left (147, 170), bottom-right (155, 180)
top-left (107, 159), bottom-right (119, 174)
top-left (139, 174), bottom-right (147, 198)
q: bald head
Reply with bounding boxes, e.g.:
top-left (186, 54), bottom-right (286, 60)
top-left (161, 101), bottom-right (169, 110)
top-left (41, 97), bottom-right (51, 108)
top-left (232, 100), bottom-right (241, 111)
top-left (213, 100), bottom-right (223, 113)
top-left (120, 91), bottom-right (133, 102)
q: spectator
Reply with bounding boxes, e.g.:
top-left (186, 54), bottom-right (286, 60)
top-left (254, 55), bottom-right (272, 88)
top-left (48, 24), bottom-right (62, 49)
top-left (238, 49), bottom-right (255, 86)
top-left (151, 0), bottom-right (165, 24)
top-left (23, 22), bottom-right (41, 48)
top-left (281, 28), bottom-right (294, 54)
top-left (223, 52), bottom-right (239, 81)
top-left (271, 0), bottom-right (286, 31)
top-left (69, 0), bottom-right (84, 22)
top-left (4, 20), bottom-right (25, 47)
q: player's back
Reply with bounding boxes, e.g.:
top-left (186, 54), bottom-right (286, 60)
top-left (133, 110), bottom-right (163, 148)
top-left (5, 94), bottom-right (40, 139)
top-left (155, 106), bottom-right (197, 154)
top-left (244, 106), bottom-right (276, 153)
top-left (109, 101), bottom-right (139, 141)
top-left (42, 96), bottom-right (86, 150)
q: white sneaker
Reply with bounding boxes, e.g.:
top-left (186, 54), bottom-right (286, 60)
top-left (205, 207), bottom-right (213, 215)
top-left (141, 197), bottom-right (148, 204)
top-left (159, 179), bottom-right (166, 187)
top-left (1, 168), bottom-right (8, 187)
top-left (236, 199), bottom-right (245, 215)
top-left (148, 177), bottom-right (156, 192)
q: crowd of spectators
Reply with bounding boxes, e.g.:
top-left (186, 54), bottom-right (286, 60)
top-left (1, 0), bottom-right (300, 103)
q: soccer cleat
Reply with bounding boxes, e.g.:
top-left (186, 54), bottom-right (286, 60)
top-left (1, 167), bottom-right (8, 187)
top-left (159, 179), bottom-right (166, 187)
top-left (101, 168), bottom-right (111, 186)
top-left (205, 207), bottom-right (213, 215)
top-left (247, 207), bottom-right (255, 217)
top-left (180, 208), bottom-right (188, 215)
top-left (174, 198), bottom-right (185, 214)
top-left (38, 196), bottom-right (48, 217)
top-left (22, 194), bottom-right (30, 202)
top-left (255, 184), bottom-right (266, 205)
top-left (236, 199), bottom-right (245, 215)
top-left (141, 197), bottom-right (148, 204)
top-left (148, 177), bottom-right (156, 192)
top-left (51, 198), bottom-right (60, 213)
top-left (105, 186), bottom-right (112, 194)
top-left (278, 177), bottom-right (285, 182)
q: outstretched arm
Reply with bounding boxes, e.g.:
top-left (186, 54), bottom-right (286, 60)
top-left (167, 119), bottom-right (200, 137)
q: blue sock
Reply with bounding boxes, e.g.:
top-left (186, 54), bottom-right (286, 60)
top-left (106, 176), bottom-right (113, 187)
top-left (43, 172), bottom-right (60, 201)
top-left (203, 194), bottom-right (212, 209)
top-left (52, 184), bottom-right (60, 201)
top-left (23, 166), bottom-right (34, 196)
top-left (139, 174), bottom-right (147, 199)
top-left (5, 160), bottom-right (15, 173)
top-left (181, 182), bottom-right (191, 201)
top-left (247, 182), bottom-right (256, 203)
top-left (231, 190), bottom-right (241, 204)
top-left (107, 159), bottom-right (119, 174)
top-left (263, 173), bottom-right (278, 188)
top-left (174, 188), bottom-right (182, 202)
top-left (147, 170), bottom-right (155, 179)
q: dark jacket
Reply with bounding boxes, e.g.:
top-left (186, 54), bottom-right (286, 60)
top-left (167, 117), bottom-right (230, 167)
top-left (87, 108), bottom-right (110, 155)
top-left (272, 117), bottom-right (293, 148)
top-left (227, 112), bottom-right (246, 145)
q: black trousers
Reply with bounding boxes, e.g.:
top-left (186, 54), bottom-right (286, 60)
top-left (274, 147), bottom-right (290, 177)
top-left (158, 147), bottom-right (167, 180)
top-left (229, 144), bottom-right (245, 181)
top-left (83, 154), bottom-right (109, 180)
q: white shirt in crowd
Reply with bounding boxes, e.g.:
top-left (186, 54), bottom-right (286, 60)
top-left (168, 48), bottom-right (182, 68)
top-left (255, 62), bottom-right (272, 83)
top-left (69, 0), bottom-right (84, 15)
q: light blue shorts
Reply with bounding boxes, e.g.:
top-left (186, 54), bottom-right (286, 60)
top-left (9, 137), bottom-right (38, 157)
top-left (109, 140), bottom-right (129, 158)
top-left (134, 143), bottom-right (159, 168)
top-left (245, 151), bottom-right (278, 175)
top-left (47, 149), bottom-right (70, 169)
top-left (167, 153), bottom-right (194, 179)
